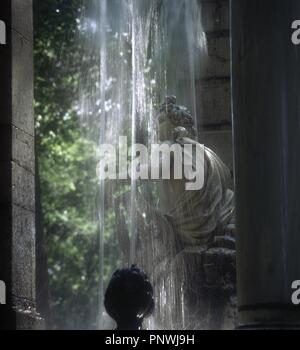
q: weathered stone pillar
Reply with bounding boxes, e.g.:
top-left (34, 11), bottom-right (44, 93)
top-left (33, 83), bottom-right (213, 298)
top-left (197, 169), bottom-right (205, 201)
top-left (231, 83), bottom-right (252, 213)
top-left (0, 0), bottom-right (41, 329)
top-left (231, 0), bottom-right (300, 328)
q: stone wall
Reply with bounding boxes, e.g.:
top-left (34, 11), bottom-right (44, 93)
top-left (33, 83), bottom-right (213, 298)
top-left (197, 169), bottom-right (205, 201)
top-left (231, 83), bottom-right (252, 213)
top-left (0, 0), bottom-right (41, 329)
top-left (198, 0), bottom-right (233, 173)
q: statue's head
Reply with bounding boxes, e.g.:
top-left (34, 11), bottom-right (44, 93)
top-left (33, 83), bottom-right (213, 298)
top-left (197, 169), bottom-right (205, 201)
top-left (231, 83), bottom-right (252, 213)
top-left (157, 96), bottom-right (197, 141)
top-left (104, 265), bottom-right (154, 330)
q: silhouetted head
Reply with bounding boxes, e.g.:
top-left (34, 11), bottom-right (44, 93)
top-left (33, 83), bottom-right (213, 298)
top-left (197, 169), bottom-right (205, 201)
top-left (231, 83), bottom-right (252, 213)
top-left (104, 265), bottom-right (154, 330)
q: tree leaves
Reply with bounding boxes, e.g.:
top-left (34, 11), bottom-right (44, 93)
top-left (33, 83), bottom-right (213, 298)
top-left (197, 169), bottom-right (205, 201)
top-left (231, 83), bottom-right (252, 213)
top-left (34, 0), bottom-right (106, 329)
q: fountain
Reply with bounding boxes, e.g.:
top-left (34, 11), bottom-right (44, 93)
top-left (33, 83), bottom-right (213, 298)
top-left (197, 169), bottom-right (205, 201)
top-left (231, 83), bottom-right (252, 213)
top-left (77, 0), bottom-right (235, 330)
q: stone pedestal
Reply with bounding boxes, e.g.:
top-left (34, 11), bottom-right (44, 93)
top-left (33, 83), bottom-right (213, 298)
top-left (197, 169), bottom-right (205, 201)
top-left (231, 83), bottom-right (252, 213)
top-left (0, 0), bottom-right (42, 329)
top-left (151, 239), bottom-right (237, 330)
top-left (231, 0), bottom-right (300, 328)
top-left (181, 239), bottom-right (237, 330)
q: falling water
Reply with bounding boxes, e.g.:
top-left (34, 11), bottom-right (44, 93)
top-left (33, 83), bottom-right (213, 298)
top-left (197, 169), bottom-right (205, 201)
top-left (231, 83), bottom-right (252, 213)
top-left (78, 0), bottom-right (206, 330)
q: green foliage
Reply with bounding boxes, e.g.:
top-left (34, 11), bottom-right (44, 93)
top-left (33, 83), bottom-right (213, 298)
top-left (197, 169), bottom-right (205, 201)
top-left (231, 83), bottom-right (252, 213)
top-left (34, 0), bottom-right (120, 329)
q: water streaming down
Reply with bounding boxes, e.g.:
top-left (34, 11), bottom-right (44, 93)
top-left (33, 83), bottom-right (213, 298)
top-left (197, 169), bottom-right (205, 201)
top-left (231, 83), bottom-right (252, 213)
top-left (78, 0), bottom-right (207, 329)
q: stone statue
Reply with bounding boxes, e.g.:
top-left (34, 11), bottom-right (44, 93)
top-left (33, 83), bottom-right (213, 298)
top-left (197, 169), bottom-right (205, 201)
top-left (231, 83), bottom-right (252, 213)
top-left (113, 97), bottom-right (237, 329)
top-left (157, 96), bottom-right (235, 248)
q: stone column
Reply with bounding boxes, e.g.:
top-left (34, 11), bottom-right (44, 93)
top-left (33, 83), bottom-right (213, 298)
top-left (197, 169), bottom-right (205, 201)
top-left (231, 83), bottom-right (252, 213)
top-left (0, 0), bottom-right (41, 329)
top-left (231, 0), bottom-right (300, 328)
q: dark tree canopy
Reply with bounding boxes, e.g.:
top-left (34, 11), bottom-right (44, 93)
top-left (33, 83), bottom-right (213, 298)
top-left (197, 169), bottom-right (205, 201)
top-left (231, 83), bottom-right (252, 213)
top-left (34, 0), bottom-right (120, 329)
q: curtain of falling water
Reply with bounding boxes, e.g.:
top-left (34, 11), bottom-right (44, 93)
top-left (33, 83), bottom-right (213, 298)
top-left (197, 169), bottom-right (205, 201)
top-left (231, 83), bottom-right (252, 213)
top-left (129, 0), bottom-right (137, 264)
top-left (78, 0), bottom-right (206, 330)
top-left (98, 0), bottom-right (107, 328)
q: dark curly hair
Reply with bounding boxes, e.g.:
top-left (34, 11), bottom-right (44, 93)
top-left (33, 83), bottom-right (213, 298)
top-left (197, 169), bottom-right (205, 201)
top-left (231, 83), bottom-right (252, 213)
top-left (158, 96), bottom-right (197, 138)
top-left (104, 265), bottom-right (154, 330)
